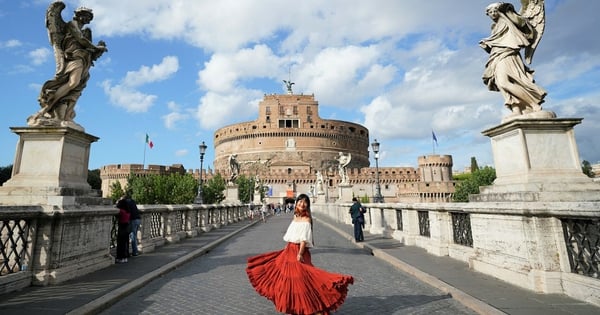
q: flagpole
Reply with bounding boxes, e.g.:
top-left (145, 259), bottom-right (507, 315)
top-left (143, 139), bottom-right (147, 169)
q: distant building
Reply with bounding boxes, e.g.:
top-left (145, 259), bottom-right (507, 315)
top-left (101, 88), bottom-right (455, 202)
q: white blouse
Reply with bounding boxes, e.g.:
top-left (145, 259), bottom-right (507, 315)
top-left (283, 221), bottom-right (313, 247)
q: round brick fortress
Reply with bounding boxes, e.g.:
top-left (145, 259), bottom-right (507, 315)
top-left (213, 93), bottom-right (370, 175)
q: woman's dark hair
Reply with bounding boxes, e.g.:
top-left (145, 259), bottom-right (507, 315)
top-left (295, 193), bottom-right (314, 245)
top-left (295, 193), bottom-right (311, 210)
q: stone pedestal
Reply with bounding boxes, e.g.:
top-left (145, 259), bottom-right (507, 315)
top-left (253, 192), bottom-right (262, 203)
top-left (467, 117), bottom-right (600, 301)
top-left (225, 184), bottom-right (240, 203)
top-left (0, 127), bottom-right (104, 206)
top-left (337, 184), bottom-right (353, 203)
top-left (471, 118), bottom-right (600, 202)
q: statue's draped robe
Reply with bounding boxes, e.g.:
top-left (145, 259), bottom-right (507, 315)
top-left (481, 13), bottom-right (546, 112)
top-left (39, 21), bottom-right (92, 118)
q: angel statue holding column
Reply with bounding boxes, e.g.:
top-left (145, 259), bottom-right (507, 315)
top-left (29, 1), bottom-right (107, 129)
top-left (479, 0), bottom-right (554, 122)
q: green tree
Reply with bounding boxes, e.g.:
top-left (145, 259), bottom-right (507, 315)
top-left (87, 169), bottom-right (101, 190)
top-left (0, 164), bottom-right (13, 185)
top-left (128, 174), bottom-right (154, 204)
top-left (235, 175), bottom-right (254, 203)
top-left (470, 157), bottom-right (479, 173)
top-left (582, 160), bottom-right (594, 178)
top-left (453, 166), bottom-right (496, 202)
top-left (202, 173), bottom-right (226, 204)
top-left (109, 180), bottom-right (124, 203)
top-left (169, 173), bottom-right (198, 204)
top-left (360, 195), bottom-right (370, 204)
top-left (126, 173), bottom-right (198, 204)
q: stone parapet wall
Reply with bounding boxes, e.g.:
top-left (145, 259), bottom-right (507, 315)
top-left (0, 203), bottom-right (250, 295)
top-left (311, 201), bottom-right (600, 307)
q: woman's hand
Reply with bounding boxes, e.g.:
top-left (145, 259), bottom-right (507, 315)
top-left (297, 253), bottom-right (304, 262)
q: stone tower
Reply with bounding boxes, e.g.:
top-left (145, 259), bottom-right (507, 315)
top-left (213, 92), bottom-right (370, 178)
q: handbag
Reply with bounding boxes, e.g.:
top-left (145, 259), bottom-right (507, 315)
top-left (357, 216), bottom-right (364, 224)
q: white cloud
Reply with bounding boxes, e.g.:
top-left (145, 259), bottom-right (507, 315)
top-left (28, 47), bottom-right (50, 65)
top-left (0, 39), bottom-right (22, 48)
top-left (123, 56), bottom-right (179, 87)
top-left (175, 149), bottom-right (188, 157)
top-left (196, 89), bottom-right (262, 130)
top-left (162, 101), bottom-right (188, 130)
top-left (101, 80), bottom-right (157, 112)
top-left (103, 56), bottom-right (179, 112)
top-left (198, 45), bottom-right (282, 92)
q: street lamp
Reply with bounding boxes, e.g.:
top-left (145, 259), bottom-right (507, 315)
top-left (371, 139), bottom-right (384, 203)
top-left (194, 141), bottom-right (208, 204)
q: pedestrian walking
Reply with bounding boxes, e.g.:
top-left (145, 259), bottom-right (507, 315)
top-left (261, 202), bottom-right (268, 223)
top-left (349, 197), bottom-right (365, 242)
top-left (246, 194), bottom-right (353, 315)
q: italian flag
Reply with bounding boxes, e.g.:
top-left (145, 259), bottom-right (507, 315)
top-left (146, 133), bottom-right (154, 149)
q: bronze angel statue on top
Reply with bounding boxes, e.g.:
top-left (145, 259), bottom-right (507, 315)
top-left (479, 0), bottom-right (554, 122)
top-left (28, 1), bottom-right (107, 129)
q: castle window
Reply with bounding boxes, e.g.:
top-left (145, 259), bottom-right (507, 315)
top-left (266, 116), bottom-right (270, 123)
top-left (279, 119), bottom-right (299, 128)
top-left (266, 106), bottom-right (271, 115)
top-left (287, 168), bottom-right (292, 174)
top-left (349, 127), bottom-right (356, 132)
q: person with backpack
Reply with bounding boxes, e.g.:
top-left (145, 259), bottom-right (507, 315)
top-left (349, 197), bottom-right (366, 242)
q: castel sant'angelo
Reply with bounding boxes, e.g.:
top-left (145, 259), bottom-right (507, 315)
top-left (101, 83), bottom-right (456, 203)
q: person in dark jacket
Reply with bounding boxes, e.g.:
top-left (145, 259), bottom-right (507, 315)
top-left (125, 196), bottom-right (141, 256)
top-left (115, 198), bottom-right (130, 263)
top-left (349, 197), bottom-right (365, 242)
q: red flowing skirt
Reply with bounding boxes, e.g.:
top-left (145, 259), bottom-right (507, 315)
top-left (246, 243), bottom-right (354, 315)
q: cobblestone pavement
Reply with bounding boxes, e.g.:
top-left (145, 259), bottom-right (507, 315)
top-left (101, 214), bottom-right (477, 315)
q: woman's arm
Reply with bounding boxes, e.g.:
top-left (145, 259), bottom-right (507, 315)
top-left (297, 240), bottom-right (306, 262)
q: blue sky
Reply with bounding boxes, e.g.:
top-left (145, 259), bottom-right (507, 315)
top-left (1, 0), bottom-right (599, 173)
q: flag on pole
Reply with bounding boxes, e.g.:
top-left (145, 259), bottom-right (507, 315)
top-left (146, 133), bottom-right (154, 149)
top-left (432, 130), bottom-right (438, 146)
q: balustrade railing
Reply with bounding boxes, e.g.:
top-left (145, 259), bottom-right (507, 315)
top-left (417, 211), bottom-right (430, 237)
top-left (311, 201), bottom-right (600, 288)
top-left (562, 218), bottom-right (600, 279)
top-left (0, 218), bottom-right (31, 275)
top-left (451, 212), bottom-right (473, 247)
top-left (1, 203), bottom-right (249, 294)
top-left (395, 209), bottom-right (403, 231)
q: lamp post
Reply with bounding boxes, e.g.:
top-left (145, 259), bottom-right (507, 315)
top-left (371, 139), bottom-right (383, 203)
top-left (194, 141), bottom-right (208, 204)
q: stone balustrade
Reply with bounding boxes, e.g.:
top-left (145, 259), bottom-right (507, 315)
top-left (312, 201), bottom-right (600, 307)
top-left (0, 203), bottom-right (250, 295)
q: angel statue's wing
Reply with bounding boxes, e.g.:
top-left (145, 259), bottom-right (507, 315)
top-left (45, 1), bottom-right (67, 74)
top-left (520, 0), bottom-right (545, 64)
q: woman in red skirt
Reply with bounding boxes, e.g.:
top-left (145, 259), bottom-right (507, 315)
top-left (246, 194), bottom-right (354, 315)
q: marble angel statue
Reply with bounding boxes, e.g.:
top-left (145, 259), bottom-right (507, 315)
top-left (229, 154), bottom-right (240, 182)
top-left (29, 1), bottom-right (107, 129)
top-left (337, 152), bottom-right (351, 185)
top-left (479, 0), bottom-right (553, 121)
